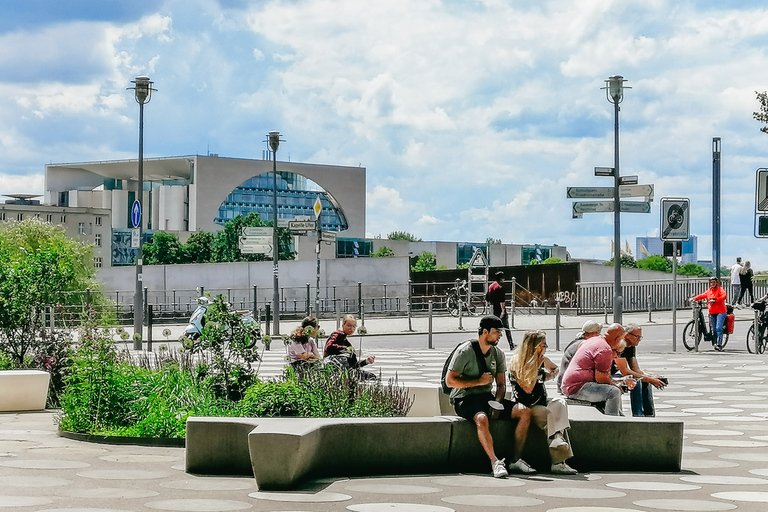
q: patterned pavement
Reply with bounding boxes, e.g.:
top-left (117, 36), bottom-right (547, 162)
top-left (2, 348), bottom-right (768, 512)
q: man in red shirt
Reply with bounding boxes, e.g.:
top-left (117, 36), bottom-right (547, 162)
top-left (561, 323), bottom-right (632, 416)
top-left (691, 277), bottom-right (728, 351)
top-left (487, 272), bottom-right (514, 350)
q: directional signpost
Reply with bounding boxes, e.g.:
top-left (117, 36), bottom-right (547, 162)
top-left (239, 227), bottom-right (273, 257)
top-left (572, 200), bottom-right (651, 218)
top-left (289, 220), bottom-right (317, 232)
top-left (567, 184), bottom-right (654, 200)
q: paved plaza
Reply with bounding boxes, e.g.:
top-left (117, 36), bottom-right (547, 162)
top-left (2, 337), bottom-right (768, 511)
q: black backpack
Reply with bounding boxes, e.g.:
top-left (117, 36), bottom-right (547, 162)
top-left (440, 340), bottom-right (490, 395)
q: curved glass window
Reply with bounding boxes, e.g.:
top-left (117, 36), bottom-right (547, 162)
top-left (215, 172), bottom-right (348, 231)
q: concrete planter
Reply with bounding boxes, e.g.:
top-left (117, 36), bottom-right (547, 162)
top-left (0, 370), bottom-right (50, 411)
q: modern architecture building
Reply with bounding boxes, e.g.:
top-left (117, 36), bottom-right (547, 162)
top-left (636, 235), bottom-right (698, 265)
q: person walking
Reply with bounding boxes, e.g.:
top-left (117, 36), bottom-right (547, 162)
top-left (730, 257), bottom-right (743, 305)
top-left (691, 277), bottom-right (728, 351)
top-left (487, 271), bottom-right (514, 350)
top-left (738, 261), bottom-right (754, 306)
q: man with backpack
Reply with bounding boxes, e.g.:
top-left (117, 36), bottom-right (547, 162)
top-left (445, 315), bottom-right (535, 478)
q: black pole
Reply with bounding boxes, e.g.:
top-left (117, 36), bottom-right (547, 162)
top-left (713, 137), bottom-right (722, 280)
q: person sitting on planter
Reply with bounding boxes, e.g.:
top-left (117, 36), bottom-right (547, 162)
top-left (323, 314), bottom-right (376, 379)
top-left (288, 316), bottom-right (321, 375)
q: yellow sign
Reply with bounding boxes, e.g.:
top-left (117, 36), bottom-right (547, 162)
top-left (313, 196), bottom-right (322, 219)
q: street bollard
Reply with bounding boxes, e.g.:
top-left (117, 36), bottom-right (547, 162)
top-left (306, 283), bottom-right (311, 316)
top-left (265, 304), bottom-right (271, 336)
top-left (510, 277), bottom-right (516, 328)
top-left (253, 285), bottom-right (258, 320)
top-left (555, 300), bottom-right (561, 351)
top-left (358, 282), bottom-right (363, 319)
top-left (458, 293), bottom-right (464, 330)
top-left (603, 298), bottom-right (608, 325)
top-left (147, 305), bottom-right (153, 352)
top-left (428, 300), bottom-right (433, 349)
top-left (648, 294), bottom-right (654, 323)
top-left (407, 280), bottom-right (414, 332)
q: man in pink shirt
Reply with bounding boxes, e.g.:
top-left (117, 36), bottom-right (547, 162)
top-left (561, 323), bottom-right (630, 416)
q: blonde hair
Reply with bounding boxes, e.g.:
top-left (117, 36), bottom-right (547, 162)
top-left (508, 330), bottom-right (547, 389)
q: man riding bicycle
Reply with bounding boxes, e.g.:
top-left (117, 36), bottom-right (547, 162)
top-left (691, 277), bottom-right (728, 351)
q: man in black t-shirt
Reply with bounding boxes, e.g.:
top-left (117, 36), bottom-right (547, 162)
top-left (613, 324), bottom-right (667, 417)
top-left (487, 272), bottom-right (514, 350)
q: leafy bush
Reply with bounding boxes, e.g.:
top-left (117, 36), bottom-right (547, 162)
top-left (637, 255), bottom-right (671, 272)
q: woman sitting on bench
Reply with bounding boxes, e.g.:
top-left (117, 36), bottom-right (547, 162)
top-left (508, 330), bottom-right (577, 474)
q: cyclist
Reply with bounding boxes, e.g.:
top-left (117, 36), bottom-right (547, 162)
top-left (691, 277), bottom-right (728, 351)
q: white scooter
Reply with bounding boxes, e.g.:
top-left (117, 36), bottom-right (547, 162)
top-left (180, 296), bottom-right (259, 342)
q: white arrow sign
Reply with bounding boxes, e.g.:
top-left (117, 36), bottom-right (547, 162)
top-left (572, 201), bottom-right (651, 217)
top-left (242, 226), bottom-right (272, 237)
top-left (240, 244), bottom-right (273, 256)
top-left (240, 235), bottom-right (272, 245)
top-left (567, 184), bottom-right (654, 200)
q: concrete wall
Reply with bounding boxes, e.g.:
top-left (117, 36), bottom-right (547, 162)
top-left (578, 262), bottom-right (702, 283)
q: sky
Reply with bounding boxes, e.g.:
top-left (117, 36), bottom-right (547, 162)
top-left (2, 0), bottom-right (768, 269)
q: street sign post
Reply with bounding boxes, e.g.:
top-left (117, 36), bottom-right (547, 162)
top-left (756, 168), bottom-right (768, 211)
top-left (660, 198), bottom-right (690, 241)
top-left (240, 244), bottom-right (273, 256)
top-left (242, 226), bottom-right (272, 237)
top-left (572, 200), bottom-right (651, 218)
top-left (289, 220), bottom-right (317, 231)
top-left (131, 200), bottom-right (141, 228)
top-left (131, 228), bottom-right (140, 249)
top-left (321, 231), bottom-right (337, 243)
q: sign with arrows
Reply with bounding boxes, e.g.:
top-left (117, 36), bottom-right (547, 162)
top-left (567, 184), bottom-right (654, 200)
top-left (572, 201), bottom-right (651, 218)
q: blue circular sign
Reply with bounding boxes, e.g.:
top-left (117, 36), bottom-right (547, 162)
top-left (131, 200), bottom-right (142, 228)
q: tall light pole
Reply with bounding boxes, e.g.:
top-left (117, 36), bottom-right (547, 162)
top-left (605, 75), bottom-right (629, 324)
top-left (129, 76), bottom-right (155, 349)
top-left (268, 131), bottom-right (283, 335)
top-left (713, 137), bottom-right (722, 280)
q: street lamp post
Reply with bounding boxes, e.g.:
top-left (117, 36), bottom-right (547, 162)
top-left (713, 137), bottom-right (722, 281)
top-left (605, 75), bottom-right (629, 324)
top-left (268, 131), bottom-right (283, 335)
top-left (129, 76), bottom-right (155, 349)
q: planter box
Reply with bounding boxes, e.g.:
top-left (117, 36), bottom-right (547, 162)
top-left (0, 370), bottom-right (50, 411)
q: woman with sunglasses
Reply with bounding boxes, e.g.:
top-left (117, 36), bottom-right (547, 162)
top-left (508, 330), bottom-right (577, 474)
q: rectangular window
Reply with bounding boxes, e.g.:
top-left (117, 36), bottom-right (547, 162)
top-left (94, 257), bottom-right (103, 268)
top-left (95, 233), bottom-right (101, 247)
top-left (95, 216), bottom-right (102, 226)
top-left (46, 214), bottom-right (53, 223)
top-left (78, 222), bottom-right (85, 235)
top-left (0, 212), bottom-right (5, 221)
top-left (16, 213), bottom-right (23, 221)
top-left (60, 215), bottom-right (66, 223)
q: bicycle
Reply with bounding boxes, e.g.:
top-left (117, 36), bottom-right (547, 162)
top-left (446, 280), bottom-right (487, 317)
top-left (746, 296), bottom-right (768, 354)
top-left (682, 300), bottom-right (730, 351)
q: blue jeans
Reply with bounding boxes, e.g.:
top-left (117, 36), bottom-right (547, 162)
top-left (630, 381), bottom-right (655, 417)
top-left (568, 382), bottom-right (623, 416)
top-left (709, 312), bottom-right (726, 346)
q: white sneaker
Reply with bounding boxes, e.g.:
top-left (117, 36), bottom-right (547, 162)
top-left (492, 458), bottom-right (508, 478)
top-left (550, 462), bottom-right (578, 474)
top-left (549, 434), bottom-right (568, 449)
top-left (508, 458), bottom-right (536, 474)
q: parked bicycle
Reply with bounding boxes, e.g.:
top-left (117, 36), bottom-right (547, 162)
top-left (682, 300), bottom-right (731, 351)
top-left (445, 280), bottom-right (487, 317)
top-left (746, 295), bottom-right (768, 354)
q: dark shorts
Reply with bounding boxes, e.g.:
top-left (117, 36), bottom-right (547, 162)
top-left (453, 393), bottom-right (515, 422)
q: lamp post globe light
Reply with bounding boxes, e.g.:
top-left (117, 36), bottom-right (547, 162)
top-left (268, 131), bottom-right (283, 335)
top-left (605, 74), bottom-right (629, 324)
top-left (129, 76), bottom-right (155, 349)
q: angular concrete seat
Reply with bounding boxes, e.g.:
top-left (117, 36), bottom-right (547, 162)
top-left (0, 370), bottom-right (50, 411)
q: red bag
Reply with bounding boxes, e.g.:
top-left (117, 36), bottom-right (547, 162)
top-left (726, 314), bottom-right (735, 334)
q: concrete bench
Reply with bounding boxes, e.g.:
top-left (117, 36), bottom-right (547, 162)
top-left (186, 407), bottom-right (683, 490)
top-left (0, 370), bottom-right (50, 411)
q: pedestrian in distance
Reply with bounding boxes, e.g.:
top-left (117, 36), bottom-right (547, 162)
top-left (738, 261), bottom-right (754, 306)
top-left (323, 314), bottom-right (376, 379)
top-left (508, 329), bottom-right (577, 474)
top-left (487, 271), bottom-right (515, 350)
top-left (730, 257), bottom-right (743, 305)
top-left (445, 315), bottom-right (535, 478)
top-left (287, 316), bottom-right (322, 376)
top-left (691, 277), bottom-right (728, 351)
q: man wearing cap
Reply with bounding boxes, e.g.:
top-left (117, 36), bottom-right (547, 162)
top-left (446, 315), bottom-right (535, 478)
top-left (561, 323), bottom-right (632, 416)
top-left (487, 272), bottom-right (514, 350)
top-left (557, 320), bottom-right (603, 394)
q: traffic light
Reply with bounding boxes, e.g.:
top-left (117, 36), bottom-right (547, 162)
top-left (758, 216), bottom-right (768, 237)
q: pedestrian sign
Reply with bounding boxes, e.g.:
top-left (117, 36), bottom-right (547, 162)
top-left (468, 248), bottom-right (488, 268)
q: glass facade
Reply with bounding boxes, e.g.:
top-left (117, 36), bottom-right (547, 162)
top-left (521, 244), bottom-right (551, 265)
top-left (457, 243), bottom-right (487, 266)
top-left (336, 238), bottom-right (372, 258)
top-left (215, 172), bottom-right (348, 231)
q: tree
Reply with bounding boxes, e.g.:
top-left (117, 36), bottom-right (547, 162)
top-left (143, 232), bottom-right (183, 265)
top-left (411, 251), bottom-right (438, 272)
top-left (543, 257), bottom-right (563, 264)
top-left (372, 246), bottom-right (395, 258)
top-left (678, 263), bottom-right (712, 277)
top-left (210, 212), bottom-right (295, 263)
top-left (486, 237), bottom-right (502, 245)
top-left (182, 231), bottom-right (214, 263)
top-left (636, 255), bottom-right (671, 272)
top-left (754, 91), bottom-right (768, 133)
top-left (0, 219), bottom-right (101, 365)
top-left (604, 255), bottom-right (637, 268)
top-left (388, 231), bottom-right (422, 242)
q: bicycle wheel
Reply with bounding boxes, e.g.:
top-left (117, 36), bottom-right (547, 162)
top-left (721, 331), bottom-right (729, 349)
top-left (758, 326), bottom-right (767, 354)
top-left (466, 301), bottom-right (478, 316)
top-left (747, 324), bottom-right (756, 354)
top-left (682, 320), bottom-right (700, 351)
top-left (447, 296), bottom-right (459, 317)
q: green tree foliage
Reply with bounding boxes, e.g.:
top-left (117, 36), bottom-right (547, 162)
top-left (543, 257), bottom-right (563, 264)
top-left (388, 231), bottom-right (422, 242)
top-left (182, 231), bottom-right (214, 263)
top-left (411, 251), bottom-right (438, 272)
top-left (604, 255), bottom-right (637, 268)
top-left (678, 263), bottom-right (712, 277)
top-left (372, 246), bottom-right (395, 258)
top-left (636, 255), bottom-right (672, 272)
top-left (486, 237), bottom-right (502, 245)
top-left (754, 91), bottom-right (768, 133)
top-left (143, 232), bottom-right (183, 265)
top-left (0, 219), bottom-right (100, 366)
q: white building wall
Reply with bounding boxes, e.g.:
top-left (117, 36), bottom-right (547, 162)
top-left (158, 185), bottom-right (187, 231)
top-left (111, 190), bottom-right (128, 229)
